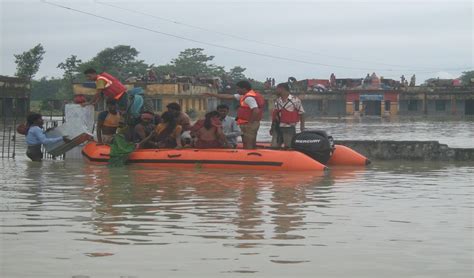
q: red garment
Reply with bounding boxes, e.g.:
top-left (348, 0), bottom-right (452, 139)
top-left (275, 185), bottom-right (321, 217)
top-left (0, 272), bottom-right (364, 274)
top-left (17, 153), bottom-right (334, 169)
top-left (96, 72), bottom-right (127, 100)
top-left (236, 90), bottom-right (265, 125)
top-left (272, 109), bottom-right (300, 124)
top-left (272, 98), bottom-right (300, 124)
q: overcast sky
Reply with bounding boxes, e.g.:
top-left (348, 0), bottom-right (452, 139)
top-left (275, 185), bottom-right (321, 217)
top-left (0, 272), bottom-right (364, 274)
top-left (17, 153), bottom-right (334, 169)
top-left (0, 0), bottom-right (472, 83)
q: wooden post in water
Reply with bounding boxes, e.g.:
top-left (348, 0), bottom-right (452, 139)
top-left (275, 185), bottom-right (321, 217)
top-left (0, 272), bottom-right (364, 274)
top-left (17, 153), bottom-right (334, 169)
top-left (7, 127), bottom-right (12, 159)
top-left (2, 101), bottom-right (6, 158)
top-left (12, 99), bottom-right (17, 158)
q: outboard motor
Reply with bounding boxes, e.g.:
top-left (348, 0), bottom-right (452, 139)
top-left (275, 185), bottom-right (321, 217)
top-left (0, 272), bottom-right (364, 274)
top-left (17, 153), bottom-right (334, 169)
top-left (291, 130), bottom-right (335, 164)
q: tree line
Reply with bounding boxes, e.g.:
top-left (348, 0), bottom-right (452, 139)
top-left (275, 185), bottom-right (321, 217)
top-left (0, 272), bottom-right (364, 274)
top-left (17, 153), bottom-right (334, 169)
top-left (13, 44), bottom-right (255, 101)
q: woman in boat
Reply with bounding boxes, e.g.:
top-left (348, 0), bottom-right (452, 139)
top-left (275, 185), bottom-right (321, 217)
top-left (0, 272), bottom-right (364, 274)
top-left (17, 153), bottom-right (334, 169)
top-left (138, 111), bottom-right (182, 149)
top-left (191, 111), bottom-right (227, 149)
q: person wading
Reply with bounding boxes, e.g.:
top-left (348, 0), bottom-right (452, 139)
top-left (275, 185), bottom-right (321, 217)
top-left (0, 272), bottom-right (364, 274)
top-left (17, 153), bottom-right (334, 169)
top-left (270, 83), bottom-right (305, 148)
top-left (96, 99), bottom-right (121, 145)
top-left (25, 113), bottom-right (70, 162)
top-left (205, 80), bottom-right (265, 149)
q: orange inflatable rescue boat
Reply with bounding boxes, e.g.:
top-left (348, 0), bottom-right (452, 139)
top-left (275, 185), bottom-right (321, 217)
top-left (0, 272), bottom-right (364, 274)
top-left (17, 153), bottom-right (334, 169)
top-left (82, 143), bottom-right (328, 171)
top-left (82, 130), bottom-right (369, 171)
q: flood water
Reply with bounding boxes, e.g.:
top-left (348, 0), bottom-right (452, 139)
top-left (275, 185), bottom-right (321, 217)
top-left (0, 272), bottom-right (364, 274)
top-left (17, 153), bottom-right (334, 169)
top-left (1, 118), bottom-right (473, 277)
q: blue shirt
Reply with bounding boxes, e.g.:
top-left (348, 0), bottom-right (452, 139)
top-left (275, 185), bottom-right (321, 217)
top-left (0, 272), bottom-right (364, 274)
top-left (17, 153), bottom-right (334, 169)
top-left (26, 126), bottom-right (63, 146)
top-left (221, 116), bottom-right (241, 147)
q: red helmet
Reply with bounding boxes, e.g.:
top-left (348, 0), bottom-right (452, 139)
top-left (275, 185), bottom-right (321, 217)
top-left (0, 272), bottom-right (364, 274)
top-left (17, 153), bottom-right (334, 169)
top-left (73, 94), bottom-right (87, 104)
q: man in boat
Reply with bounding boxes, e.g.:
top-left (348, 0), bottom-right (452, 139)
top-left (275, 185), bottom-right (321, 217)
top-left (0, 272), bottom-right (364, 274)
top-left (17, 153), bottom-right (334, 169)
top-left (83, 69), bottom-right (153, 128)
top-left (166, 102), bottom-right (191, 132)
top-left (133, 111), bottom-right (157, 148)
top-left (96, 99), bottom-right (121, 145)
top-left (166, 102), bottom-right (192, 145)
top-left (83, 69), bottom-right (129, 111)
top-left (190, 111), bottom-right (227, 149)
top-left (217, 104), bottom-right (241, 148)
top-left (270, 83), bottom-right (305, 148)
top-left (205, 80), bottom-right (265, 149)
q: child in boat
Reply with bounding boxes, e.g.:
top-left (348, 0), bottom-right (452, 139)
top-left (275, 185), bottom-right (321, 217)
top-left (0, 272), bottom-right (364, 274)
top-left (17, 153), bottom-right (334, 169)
top-left (191, 111), bottom-right (227, 149)
top-left (138, 111), bottom-right (182, 149)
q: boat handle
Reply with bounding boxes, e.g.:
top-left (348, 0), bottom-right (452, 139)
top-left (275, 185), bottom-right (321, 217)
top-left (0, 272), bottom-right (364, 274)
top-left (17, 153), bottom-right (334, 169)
top-left (247, 152), bottom-right (262, 157)
top-left (167, 154), bottom-right (182, 158)
top-left (100, 153), bottom-right (110, 157)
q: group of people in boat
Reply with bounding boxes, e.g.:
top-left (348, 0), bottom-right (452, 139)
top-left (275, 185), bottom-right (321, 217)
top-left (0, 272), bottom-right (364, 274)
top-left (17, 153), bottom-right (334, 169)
top-left (96, 99), bottom-right (241, 150)
top-left (23, 69), bottom-right (306, 161)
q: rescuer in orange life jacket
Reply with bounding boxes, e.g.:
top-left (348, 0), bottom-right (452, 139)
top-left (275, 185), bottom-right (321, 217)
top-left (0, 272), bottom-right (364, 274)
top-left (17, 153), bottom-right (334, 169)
top-left (205, 80), bottom-right (265, 149)
top-left (270, 82), bottom-right (305, 148)
top-left (82, 68), bottom-right (128, 111)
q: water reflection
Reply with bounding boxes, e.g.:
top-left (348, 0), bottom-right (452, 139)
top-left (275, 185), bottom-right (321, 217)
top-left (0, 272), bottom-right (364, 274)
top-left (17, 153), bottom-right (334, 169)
top-left (78, 166), bottom-right (345, 245)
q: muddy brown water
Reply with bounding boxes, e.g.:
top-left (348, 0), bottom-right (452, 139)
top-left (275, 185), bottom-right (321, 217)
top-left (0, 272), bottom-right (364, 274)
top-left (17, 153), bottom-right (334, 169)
top-left (1, 119), bottom-right (473, 277)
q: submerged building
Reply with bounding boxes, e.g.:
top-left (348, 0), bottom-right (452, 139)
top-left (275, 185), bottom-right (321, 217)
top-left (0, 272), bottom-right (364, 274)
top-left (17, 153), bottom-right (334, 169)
top-left (0, 75), bottom-right (30, 118)
top-left (277, 89), bottom-right (474, 117)
top-left (72, 76), bottom-right (474, 118)
top-left (280, 76), bottom-right (474, 117)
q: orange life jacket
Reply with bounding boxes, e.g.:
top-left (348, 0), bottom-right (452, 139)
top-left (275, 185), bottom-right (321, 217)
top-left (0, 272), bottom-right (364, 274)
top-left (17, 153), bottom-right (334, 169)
top-left (236, 90), bottom-right (265, 125)
top-left (96, 72), bottom-right (127, 100)
top-left (103, 112), bottom-right (121, 128)
top-left (272, 97), bottom-right (300, 124)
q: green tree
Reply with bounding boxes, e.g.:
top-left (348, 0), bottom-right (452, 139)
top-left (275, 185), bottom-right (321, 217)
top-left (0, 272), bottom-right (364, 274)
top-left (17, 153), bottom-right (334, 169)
top-left (171, 48), bottom-right (218, 76)
top-left (14, 43), bottom-right (45, 81)
top-left (30, 77), bottom-right (63, 101)
top-left (152, 64), bottom-right (176, 76)
top-left (460, 70), bottom-right (474, 86)
top-left (78, 45), bottom-right (148, 81)
top-left (57, 55), bottom-right (83, 99)
top-left (57, 55), bottom-right (82, 80)
top-left (227, 66), bottom-right (247, 82)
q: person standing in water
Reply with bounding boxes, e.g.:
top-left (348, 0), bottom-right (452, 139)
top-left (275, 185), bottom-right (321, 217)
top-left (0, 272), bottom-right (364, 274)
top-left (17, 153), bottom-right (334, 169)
top-left (25, 113), bottom-right (69, 161)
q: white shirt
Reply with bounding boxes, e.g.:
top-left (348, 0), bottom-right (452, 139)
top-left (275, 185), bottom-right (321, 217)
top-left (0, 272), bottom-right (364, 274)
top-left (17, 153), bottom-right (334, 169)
top-left (234, 94), bottom-right (258, 109)
top-left (221, 116), bottom-right (241, 147)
